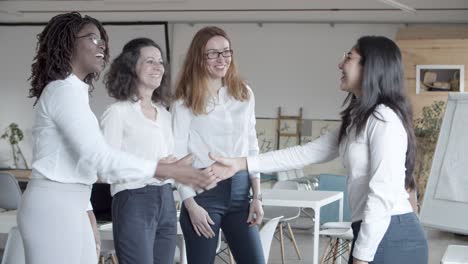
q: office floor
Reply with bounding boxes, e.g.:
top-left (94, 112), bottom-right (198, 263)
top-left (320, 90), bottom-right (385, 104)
top-left (215, 215), bottom-right (468, 264)
top-left (1, 218), bottom-right (467, 263)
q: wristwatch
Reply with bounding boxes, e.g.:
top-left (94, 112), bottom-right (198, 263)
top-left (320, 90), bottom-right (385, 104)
top-left (250, 193), bottom-right (263, 202)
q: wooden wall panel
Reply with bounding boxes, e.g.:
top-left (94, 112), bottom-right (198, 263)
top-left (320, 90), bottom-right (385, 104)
top-left (396, 33), bottom-right (468, 118)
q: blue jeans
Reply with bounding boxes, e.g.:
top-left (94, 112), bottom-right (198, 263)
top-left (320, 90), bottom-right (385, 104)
top-left (180, 171), bottom-right (265, 264)
top-left (112, 184), bottom-right (177, 264)
top-left (349, 212), bottom-right (428, 264)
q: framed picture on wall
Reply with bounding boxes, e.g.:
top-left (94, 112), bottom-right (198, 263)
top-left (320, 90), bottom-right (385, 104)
top-left (416, 65), bottom-right (464, 94)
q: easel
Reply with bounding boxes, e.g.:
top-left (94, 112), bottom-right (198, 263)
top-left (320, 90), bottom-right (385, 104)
top-left (276, 107), bottom-right (303, 149)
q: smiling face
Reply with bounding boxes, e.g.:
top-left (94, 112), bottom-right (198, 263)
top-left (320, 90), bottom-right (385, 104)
top-left (71, 23), bottom-right (106, 80)
top-left (338, 48), bottom-right (363, 96)
top-left (135, 46), bottom-right (165, 94)
top-left (204, 36), bottom-right (232, 80)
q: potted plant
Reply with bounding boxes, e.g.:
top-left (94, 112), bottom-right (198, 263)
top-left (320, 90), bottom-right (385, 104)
top-left (413, 100), bottom-right (445, 206)
top-left (1, 123), bottom-right (29, 169)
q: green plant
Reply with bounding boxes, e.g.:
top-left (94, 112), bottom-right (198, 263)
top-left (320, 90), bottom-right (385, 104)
top-left (1, 123), bottom-right (29, 169)
top-left (413, 100), bottom-right (446, 205)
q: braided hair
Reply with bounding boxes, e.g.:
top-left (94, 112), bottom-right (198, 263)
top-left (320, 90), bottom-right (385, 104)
top-left (28, 12), bottom-right (109, 104)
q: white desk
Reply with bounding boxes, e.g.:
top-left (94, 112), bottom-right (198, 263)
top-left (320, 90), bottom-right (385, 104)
top-left (263, 189), bottom-right (344, 264)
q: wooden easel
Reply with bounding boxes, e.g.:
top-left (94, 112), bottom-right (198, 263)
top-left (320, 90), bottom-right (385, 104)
top-left (276, 107), bottom-right (303, 149)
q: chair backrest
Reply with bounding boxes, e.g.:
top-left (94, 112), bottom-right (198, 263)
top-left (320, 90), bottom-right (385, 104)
top-left (318, 174), bottom-right (351, 223)
top-left (273, 180), bottom-right (300, 190)
top-left (1, 226), bottom-right (25, 264)
top-left (265, 181), bottom-right (301, 219)
top-left (0, 172), bottom-right (22, 210)
top-left (259, 216), bottom-right (283, 263)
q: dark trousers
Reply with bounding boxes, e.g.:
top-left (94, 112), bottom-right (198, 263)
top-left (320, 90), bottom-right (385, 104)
top-left (180, 171), bottom-right (265, 264)
top-left (112, 184), bottom-right (177, 264)
top-left (349, 212), bottom-right (428, 264)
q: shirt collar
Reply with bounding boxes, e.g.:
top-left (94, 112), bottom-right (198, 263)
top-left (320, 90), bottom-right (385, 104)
top-left (66, 73), bottom-right (90, 92)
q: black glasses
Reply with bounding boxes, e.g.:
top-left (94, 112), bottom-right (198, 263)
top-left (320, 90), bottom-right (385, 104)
top-left (205, 49), bottom-right (233, 59)
top-left (77, 33), bottom-right (105, 46)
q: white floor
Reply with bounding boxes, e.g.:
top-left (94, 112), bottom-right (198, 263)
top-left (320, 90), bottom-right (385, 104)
top-left (215, 216), bottom-right (468, 264)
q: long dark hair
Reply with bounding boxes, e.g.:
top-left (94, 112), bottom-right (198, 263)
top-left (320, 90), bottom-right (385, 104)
top-left (338, 36), bottom-right (416, 190)
top-left (28, 12), bottom-right (109, 104)
top-left (104, 38), bottom-right (171, 106)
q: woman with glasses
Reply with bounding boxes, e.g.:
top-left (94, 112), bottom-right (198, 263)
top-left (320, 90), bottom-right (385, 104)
top-left (210, 36), bottom-right (428, 264)
top-left (19, 12), bottom-right (216, 264)
top-left (101, 37), bottom-right (179, 264)
top-left (172, 26), bottom-right (265, 264)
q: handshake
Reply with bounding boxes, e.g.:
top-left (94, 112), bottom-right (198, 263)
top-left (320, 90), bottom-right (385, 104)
top-left (155, 153), bottom-right (247, 191)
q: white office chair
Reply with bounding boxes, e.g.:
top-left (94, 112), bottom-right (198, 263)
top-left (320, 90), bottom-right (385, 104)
top-left (259, 216), bottom-right (283, 263)
top-left (0, 172), bottom-right (22, 210)
top-left (263, 180), bottom-right (302, 264)
top-left (319, 226), bottom-right (353, 264)
top-left (1, 226), bottom-right (25, 264)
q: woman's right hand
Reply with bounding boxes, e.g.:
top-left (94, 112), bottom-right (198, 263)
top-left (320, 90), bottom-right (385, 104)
top-left (156, 154), bottom-right (218, 190)
top-left (184, 198), bottom-right (216, 239)
top-left (209, 152), bottom-right (247, 181)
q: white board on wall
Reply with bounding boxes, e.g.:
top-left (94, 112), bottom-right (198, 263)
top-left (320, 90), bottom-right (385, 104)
top-left (0, 23), bottom-right (168, 167)
top-left (420, 92), bottom-right (468, 235)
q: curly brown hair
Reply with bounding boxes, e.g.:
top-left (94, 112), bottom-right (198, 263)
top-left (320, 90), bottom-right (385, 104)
top-left (104, 38), bottom-right (172, 107)
top-left (28, 12), bottom-right (109, 104)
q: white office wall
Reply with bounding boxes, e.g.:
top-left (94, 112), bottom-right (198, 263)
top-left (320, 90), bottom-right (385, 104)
top-left (0, 22), bottom-right (401, 167)
top-left (0, 24), bottom-right (167, 168)
top-left (171, 23), bottom-right (401, 119)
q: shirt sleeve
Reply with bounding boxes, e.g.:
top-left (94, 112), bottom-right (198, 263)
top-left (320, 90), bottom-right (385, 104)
top-left (352, 111), bottom-right (407, 261)
top-left (171, 100), bottom-right (196, 201)
top-left (45, 82), bottom-right (157, 184)
top-left (100, 105), bottom-right (124, 150)
top-left (247, 128), bottom-right (340, 174)
top-left (246, 87), bottom-right (260, 179)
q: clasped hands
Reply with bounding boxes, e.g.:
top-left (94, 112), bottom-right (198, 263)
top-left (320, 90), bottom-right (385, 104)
top-left (157, 153), bottom-right (244, 191)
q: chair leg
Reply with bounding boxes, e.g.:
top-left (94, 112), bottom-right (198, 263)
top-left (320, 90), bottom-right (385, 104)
top-left (320, 238), bottom-right (332, 264)
top-left (332, 239), bottom-right (339, 264)
top-left (286, 223), bottom-right (302, 260)
top-left (229, 249), bottom-right (235, 264)
top-left (111, 253), bottom-right (118, 264)
top-left (279, 224), bottom-right (285, 264)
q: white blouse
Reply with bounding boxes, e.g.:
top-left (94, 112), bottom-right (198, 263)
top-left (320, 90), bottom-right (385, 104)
top-left (30, 74), bottom-right (156, 185)
top-left (100, 100), bottom-right (175, 196)
top-left (247, 105), bottom-right (413, 262)
top-left (171, 86), bottom-right (260, 201)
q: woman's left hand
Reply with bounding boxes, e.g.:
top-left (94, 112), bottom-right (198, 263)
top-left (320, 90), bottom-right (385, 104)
top-left (247, 199), bottom-right (264, 226)
top-left (353, 257), bottom-right (368, 264)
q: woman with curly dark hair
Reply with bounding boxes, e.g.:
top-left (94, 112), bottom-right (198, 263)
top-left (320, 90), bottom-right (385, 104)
top-left (18, 12), bottom-right (216, 264)
top-left (101, 38), bottom-right (177, 264)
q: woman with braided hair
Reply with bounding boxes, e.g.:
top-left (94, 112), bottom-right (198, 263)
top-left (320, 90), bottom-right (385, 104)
top-left (18, 12), bottom-right (217, 264)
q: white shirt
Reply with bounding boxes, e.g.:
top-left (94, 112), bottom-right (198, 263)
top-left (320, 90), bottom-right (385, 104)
top-left (172, 86), bottom-right (260, 201)
top-left (30, 74), bottom-right (157, 185)
top-left (101, 100), bottom-right (174, 196)
top-left (247, 105), bottom-right (413, 262)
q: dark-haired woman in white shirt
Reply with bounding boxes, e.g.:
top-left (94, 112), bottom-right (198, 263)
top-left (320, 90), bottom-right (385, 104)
top-left (101, 37), bottom-right (181, 264)
top-left (19, 12), bottom-right (216, 264)
top-left (211, 36), bottom-right (428, 264)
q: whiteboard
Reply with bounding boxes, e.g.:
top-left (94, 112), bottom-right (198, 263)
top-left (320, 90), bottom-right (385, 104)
top-left (0, 23), bottom-right (168, 167)
top-left (420, 92), bottom-right (468, 234)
